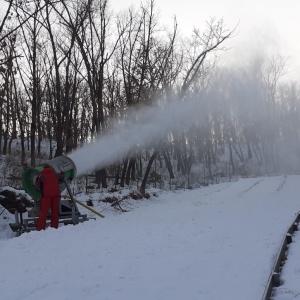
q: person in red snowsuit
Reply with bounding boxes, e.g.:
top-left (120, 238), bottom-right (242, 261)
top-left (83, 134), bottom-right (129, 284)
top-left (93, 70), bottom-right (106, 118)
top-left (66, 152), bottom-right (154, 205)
top-left (35, 165), bottom-right (63, 231)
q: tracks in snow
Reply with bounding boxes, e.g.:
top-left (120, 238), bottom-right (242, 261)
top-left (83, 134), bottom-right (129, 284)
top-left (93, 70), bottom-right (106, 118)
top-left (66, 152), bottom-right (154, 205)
top-left (238, 175), bottom-right (287, 196)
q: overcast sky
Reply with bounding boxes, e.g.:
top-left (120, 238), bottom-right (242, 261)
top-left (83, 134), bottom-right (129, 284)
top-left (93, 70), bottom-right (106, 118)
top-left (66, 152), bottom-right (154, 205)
top-left (1, 0), bottom-right (299, 80)
top-left (110, 0), bottom-right (300, 80)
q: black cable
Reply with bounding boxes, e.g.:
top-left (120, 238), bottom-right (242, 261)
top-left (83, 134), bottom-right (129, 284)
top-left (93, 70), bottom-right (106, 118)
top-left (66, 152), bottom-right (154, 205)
top-left (0, 208), bottom-right (6, 216)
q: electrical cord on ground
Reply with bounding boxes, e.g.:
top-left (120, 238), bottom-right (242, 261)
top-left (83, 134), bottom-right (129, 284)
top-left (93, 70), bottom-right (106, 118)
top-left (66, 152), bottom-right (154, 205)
top-left (0, 207), bottom-right (6, 216)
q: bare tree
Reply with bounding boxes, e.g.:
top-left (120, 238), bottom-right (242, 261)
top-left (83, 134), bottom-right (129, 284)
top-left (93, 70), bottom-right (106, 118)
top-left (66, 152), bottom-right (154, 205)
top-left (180, 18), bottom-right (234, 98)
top-left (13, 1), bottom-right (48, 166)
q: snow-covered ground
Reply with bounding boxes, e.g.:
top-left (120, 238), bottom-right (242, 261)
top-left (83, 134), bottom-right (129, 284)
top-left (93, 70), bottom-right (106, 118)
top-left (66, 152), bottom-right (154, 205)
top-left (0, 175), bottom-right (300, 300)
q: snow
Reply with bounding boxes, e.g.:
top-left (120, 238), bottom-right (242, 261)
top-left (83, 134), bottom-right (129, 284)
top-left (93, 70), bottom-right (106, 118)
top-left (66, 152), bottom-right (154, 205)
top-left (1, 175), bottom-right (300, 300)
top-left (273, 224), bottom-right (300, 299)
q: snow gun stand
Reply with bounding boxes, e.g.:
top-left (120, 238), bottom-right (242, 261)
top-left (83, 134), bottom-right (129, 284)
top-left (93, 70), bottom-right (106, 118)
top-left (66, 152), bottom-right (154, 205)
top-left (9, 181), bottom-right (89, 235)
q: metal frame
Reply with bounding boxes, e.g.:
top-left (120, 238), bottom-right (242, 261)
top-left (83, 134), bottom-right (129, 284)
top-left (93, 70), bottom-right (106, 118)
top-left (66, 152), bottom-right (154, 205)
top-left (9, 181), bottom-right (89, 236)
top-left (9, 198), bottom-right (89, 235)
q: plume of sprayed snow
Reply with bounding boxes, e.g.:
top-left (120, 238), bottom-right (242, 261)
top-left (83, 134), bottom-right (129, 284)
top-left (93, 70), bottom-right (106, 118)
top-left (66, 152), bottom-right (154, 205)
top-left (68, 97), bottom-right (206, 176)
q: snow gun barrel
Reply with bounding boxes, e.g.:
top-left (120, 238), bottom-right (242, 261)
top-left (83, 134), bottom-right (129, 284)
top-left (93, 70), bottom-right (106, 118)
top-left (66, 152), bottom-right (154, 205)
top-left (22, 155), bottom-right (77, 200)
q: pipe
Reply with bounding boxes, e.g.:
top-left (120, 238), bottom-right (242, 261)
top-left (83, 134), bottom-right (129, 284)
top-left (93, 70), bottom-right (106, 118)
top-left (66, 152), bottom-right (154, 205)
top-left (61, 194), bottom-right (105, 218)
top-left (74, 199), bottom-right (105, 218)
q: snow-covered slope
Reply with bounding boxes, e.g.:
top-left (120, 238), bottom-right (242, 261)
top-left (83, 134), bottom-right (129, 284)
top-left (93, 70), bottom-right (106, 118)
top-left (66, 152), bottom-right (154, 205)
top-left (0, 176), bottom-right (299, 300)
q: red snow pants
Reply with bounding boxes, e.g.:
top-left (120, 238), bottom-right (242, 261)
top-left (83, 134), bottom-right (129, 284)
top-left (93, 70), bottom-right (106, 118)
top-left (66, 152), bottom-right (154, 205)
top-left (37, 196), bottom-right (60, 230)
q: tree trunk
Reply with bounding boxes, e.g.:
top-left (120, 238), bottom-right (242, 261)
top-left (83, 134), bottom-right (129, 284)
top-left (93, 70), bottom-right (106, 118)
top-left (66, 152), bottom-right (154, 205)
top-left (120, 159), bottom-right (128, 187)
top-left (95, 168), bottom-right (107, 189)
top-left (140, 150), bottom-right (158, 196)
top-left (162, 150), bottom-right (175, 179)
top-left (229, 142), bottom-right (235, 176)
top-left (125, 157), bottom-right (136, 185)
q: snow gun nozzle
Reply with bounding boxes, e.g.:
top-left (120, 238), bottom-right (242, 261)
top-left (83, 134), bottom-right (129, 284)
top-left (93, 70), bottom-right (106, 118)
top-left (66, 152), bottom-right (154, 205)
top-left (22, 155), bottom-right (77, 199)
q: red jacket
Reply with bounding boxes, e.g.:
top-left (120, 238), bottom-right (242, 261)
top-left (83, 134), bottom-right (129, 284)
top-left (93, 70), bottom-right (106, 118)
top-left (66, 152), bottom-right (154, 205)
top-left (36, 166), bottom-right (61, 197)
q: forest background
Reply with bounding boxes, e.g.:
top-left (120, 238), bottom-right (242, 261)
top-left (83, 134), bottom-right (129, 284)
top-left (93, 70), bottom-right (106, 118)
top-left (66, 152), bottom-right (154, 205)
top-left (1, 0), bottom-right (300, 194)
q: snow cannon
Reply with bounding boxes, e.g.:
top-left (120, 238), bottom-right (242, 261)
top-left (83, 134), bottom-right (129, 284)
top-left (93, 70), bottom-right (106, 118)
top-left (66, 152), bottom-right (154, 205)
top-left (8, 155), bottom-right (105, 235)
top-left (22, 155), bottom-right (77, 200)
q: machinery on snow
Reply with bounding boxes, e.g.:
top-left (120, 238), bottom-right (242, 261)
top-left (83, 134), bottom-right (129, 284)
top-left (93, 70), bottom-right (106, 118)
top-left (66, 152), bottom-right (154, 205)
top-left (8, 155), bottom-right (103, 235)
